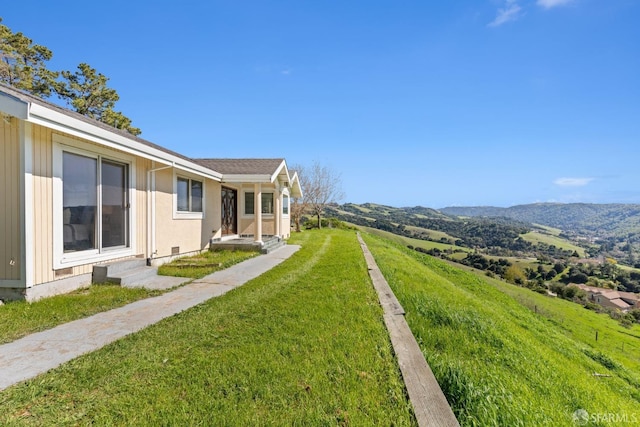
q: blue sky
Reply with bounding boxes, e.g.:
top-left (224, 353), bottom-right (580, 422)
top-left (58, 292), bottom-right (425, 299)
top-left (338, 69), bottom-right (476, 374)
top-left (3, 0), bottom-right (639, 207)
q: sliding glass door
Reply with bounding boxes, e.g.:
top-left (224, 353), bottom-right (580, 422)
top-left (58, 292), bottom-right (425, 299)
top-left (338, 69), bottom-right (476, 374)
top-left (63, 152), bottom-right (97, 252)
top-left (62, 151), bottom-right (129, 253)
top-left (101, 160), bottom-right (129, 249)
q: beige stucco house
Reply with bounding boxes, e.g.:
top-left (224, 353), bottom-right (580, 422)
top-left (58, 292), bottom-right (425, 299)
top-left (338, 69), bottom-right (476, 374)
top-left (0, 84), bottom-right (302, 301)
top-left (572, 283), bottom-right (640, 312)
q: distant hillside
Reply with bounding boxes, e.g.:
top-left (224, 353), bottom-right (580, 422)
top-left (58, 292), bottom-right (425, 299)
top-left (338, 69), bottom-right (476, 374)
top-left (326, 203), bottom-right (579, 258)
top-left (440, 203), bottom-right (640, 237)
top-left (326, 202), bottom-right (640, 265)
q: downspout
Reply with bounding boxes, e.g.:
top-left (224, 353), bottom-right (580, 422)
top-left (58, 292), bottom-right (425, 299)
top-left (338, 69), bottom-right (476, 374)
top-left (146, 161), bottom-right (174, 265)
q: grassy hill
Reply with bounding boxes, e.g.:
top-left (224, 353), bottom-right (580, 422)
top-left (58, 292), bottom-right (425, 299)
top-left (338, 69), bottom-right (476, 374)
top-left (521, 230), bottom-right (586, 257)
top-left (4, 229), bottom-right (640, 425)
top-left (0, 230), bottom-right (415, 426)
top-left (360, 225), bottom-right (469, 253)
top-left (327, 203), bottom-right (541, 254)
top-left (362, 231), bottom-right (640, 425)
top-left (440, 203), bottom-right (640, 238)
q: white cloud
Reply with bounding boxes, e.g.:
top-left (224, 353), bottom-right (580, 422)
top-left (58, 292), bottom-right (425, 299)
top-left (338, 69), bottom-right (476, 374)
top-left (488, 0), bottom-right (523, 27)
top-left (537, 0), bottom-right (574, 9)
top-left (553, 177), bottom-right (594, 187)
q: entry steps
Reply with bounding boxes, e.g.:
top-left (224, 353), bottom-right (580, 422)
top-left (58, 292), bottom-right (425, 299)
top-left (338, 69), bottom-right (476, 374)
top-left (92, 258), bottom-right (187, 290)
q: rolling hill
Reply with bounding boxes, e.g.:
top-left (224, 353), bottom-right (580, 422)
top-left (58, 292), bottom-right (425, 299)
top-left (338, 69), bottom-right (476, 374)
top-left (440, 203), bottom-right (640, 237)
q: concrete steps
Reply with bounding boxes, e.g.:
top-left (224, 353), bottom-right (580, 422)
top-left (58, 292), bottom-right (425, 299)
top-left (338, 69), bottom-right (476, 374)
top-left (261, 237), bottom-right (285, 254)
top-left (92, 259), bottom-right (187, 290)
top-left (210, 236), bottom-right (286, 254)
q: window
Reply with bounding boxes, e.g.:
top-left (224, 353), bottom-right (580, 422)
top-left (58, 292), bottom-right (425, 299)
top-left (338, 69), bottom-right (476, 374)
top-left (283, 195), bottom-right (289, 215)
top-left (54, 135), bottom-right (135, 269)
top-left (63, 152), bottom-right (97, 252)
top-left (177, 177), bottom-right (203, 213)
top-left (244, 192), bottom-right (255, 215)
top-left (244, 192), bottom-right (274, 215)
top-left (62, 152), bottom-right (130, 253)
top-left (262, 193), bottom-right (274, 214)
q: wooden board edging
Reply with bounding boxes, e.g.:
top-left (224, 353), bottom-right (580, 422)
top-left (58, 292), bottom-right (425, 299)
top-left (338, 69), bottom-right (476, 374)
top-left (357, 233), bottom-right (460, 427)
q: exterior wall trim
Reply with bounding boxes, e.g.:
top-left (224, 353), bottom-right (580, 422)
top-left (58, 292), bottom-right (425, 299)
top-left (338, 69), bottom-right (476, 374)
top-left (22, 121), bottom-right (34, 287)
top-left (0, 93), bottom-right (28, 119)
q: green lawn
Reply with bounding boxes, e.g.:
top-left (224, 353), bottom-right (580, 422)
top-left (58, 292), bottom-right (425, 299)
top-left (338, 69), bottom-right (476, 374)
top-left (0, 250), bottom-right (256, 346)
top-left (158, 249), bottom-right (257, 278)
top-left (0, 230), bottom-right (415, 426)
top-left (0, 285), bottom-right (163, 345)
top-left (362, 232), bottom-right (640, 426)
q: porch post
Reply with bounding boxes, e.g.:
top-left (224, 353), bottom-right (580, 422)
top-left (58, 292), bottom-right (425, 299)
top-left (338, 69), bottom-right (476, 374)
top-left (254, 183), bottom-right (262, 243)
top-left (274, 186), bottom-right (281, 238)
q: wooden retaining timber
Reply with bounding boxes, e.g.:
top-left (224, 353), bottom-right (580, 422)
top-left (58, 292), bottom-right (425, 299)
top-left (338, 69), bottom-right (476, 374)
top-left (357, 233), bottom-right (460, 427)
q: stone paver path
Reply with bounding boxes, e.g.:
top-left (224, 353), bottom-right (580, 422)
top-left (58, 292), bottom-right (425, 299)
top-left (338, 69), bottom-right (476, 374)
top-left (0, 245), bottom-right (300, 391)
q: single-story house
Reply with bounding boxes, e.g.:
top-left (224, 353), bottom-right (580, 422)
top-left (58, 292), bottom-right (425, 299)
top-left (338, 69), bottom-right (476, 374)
top-left (571, 283), bottom-right (640, 312)
top-left (0, 83), bottom-right (302, 301)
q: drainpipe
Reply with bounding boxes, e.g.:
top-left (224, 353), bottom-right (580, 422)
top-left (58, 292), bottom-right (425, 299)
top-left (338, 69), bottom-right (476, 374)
top-left (146, 161), bottom-right (174, 264)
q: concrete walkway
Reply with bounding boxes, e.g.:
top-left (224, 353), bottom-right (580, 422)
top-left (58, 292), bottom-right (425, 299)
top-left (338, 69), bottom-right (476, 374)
top-left (357, 234), bottom-right (460, 427)
top-left (0, 245), bottom-right (300, 391)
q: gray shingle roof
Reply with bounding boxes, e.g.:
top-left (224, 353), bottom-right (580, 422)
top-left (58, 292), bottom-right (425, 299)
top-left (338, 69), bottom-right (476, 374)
top-left (194, 158), bottom-right (285, 175)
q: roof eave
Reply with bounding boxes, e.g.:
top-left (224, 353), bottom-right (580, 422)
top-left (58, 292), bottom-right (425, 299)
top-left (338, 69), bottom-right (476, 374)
top-left (222, 174), bottom-right (273, 183)
top-left (0, 92), bottom-right (29, 120)
top-left (270, 159), bottom-right (288, 183)
top-left (26, 102), bottom-right (222, 181)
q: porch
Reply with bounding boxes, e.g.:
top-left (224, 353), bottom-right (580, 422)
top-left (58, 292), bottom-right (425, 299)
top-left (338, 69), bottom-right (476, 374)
top-left (210, 236), bottom-right (285, 254)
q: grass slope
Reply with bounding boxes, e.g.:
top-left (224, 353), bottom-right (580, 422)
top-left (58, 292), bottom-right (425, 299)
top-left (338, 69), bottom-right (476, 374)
top-left (360, 225), bottom-right (469, 253)
top-left (521, 231), bottom-right (585, 257)
top-left (0, 230), bottom-right (415, 426)
top-left (362, 232), bottom-right (640, 426)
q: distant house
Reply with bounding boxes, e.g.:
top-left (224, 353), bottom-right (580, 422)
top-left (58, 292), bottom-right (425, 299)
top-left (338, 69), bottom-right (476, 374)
top-left (571, 283), bottom-right (640, 312)
top-left (0, 84), bottom-right (302, 301)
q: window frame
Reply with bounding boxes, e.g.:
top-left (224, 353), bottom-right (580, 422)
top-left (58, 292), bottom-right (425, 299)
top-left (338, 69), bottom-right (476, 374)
top-left (52, 134), bottom-right (136, 269)
top-left (243, 191), bottom-right (275, 217)
top-left (282, 193), bottom-right (290, 216)
top-left (173, 172), bottom-right (205, 219)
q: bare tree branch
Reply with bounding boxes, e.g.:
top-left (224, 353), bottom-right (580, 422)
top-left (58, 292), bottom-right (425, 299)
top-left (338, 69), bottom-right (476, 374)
top-left (292, 161), bottom-right (344, 229)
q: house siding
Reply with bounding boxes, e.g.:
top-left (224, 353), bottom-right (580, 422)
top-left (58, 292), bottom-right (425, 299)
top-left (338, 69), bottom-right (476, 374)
top-left (30, 126), bottom-right (151, 286)
top-left (153, 169), bottom-right (220, 259)
top-left (32, 124), bottom-right (54, 284)
top-left (136, 158), bottom-right (150, 258)
top-left (204, 181), bottom-right (222, 244)
top-left (0, 117), bottom-right (21, 281)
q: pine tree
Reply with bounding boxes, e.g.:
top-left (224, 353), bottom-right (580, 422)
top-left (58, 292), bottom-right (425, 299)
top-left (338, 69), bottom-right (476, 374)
top-left (0, 18), bottom-right (58, 97)
top-left (55, 63), bottom-right (141, 135)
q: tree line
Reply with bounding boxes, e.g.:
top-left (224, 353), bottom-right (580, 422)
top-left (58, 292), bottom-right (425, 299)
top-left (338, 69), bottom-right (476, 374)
top-left (0, 17), bottom-right (140, 135)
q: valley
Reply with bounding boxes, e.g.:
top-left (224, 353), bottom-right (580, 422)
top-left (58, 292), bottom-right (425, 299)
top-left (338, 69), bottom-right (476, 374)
top-left (325, 202), bottom-right (640, 322)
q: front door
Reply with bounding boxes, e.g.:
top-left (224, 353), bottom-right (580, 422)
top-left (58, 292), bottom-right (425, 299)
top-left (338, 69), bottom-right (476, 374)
top-left (221, 187), bottom-right (237, 236)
